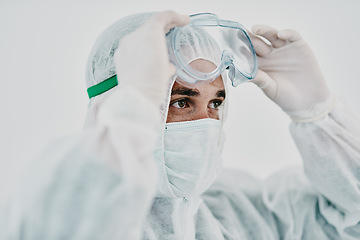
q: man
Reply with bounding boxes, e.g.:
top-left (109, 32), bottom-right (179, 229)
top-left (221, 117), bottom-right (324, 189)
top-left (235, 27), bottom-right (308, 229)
top-left (2, 10), bottom-right (360, 239)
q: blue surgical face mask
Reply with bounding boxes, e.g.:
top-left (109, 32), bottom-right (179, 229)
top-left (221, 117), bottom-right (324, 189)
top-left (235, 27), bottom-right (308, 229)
top-left (154, 118), bottom-right (223, 199)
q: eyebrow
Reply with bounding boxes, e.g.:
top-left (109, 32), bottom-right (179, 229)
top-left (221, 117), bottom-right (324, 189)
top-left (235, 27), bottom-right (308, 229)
top-left (171, 86), bottom-right (226, 98)
top-left (171, 87), bottom-right (200, 96)
top-left (217, 90), bottom-right (226, 98)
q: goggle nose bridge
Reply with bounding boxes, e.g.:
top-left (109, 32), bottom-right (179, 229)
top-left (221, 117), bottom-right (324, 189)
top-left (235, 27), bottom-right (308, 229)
top-left (221, 50), bottom-right (236, 72)
top-left (221, 52), bottom-right (243, 87)
top-left (221, 50), bottom-right (256, 87)
top-left (222, 50), bottom-right (234, 66)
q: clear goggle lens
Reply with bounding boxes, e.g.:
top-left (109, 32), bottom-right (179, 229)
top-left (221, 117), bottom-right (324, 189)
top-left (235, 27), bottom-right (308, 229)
top-left (168, 14), bottom-right (257, 87)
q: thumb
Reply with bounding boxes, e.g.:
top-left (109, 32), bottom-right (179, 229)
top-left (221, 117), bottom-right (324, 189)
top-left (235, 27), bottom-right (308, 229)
top-left (250, 70), bottom-right (277, 100)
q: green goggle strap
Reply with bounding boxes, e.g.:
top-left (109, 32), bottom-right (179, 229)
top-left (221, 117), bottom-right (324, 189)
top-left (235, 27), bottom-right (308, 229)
top-left (87, 75), bottom-right (118, 99)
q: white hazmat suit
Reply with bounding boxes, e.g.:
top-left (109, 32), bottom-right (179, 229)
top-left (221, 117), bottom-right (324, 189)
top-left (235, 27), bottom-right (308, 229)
top-left (1, 11), bottom-right (360, 240)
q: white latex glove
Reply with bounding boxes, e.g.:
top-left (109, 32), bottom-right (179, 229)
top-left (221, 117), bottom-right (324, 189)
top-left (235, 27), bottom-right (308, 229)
top-left (113, 11), bottom-right (190, 107)
top-left (249, 25), bottom-right (334, 122)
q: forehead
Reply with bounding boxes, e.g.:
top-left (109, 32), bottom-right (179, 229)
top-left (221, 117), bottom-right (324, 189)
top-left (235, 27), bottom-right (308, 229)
top-left (173, 58), bottom-right (224, 92)
top-left (189, 58), bottom-right (217, 73)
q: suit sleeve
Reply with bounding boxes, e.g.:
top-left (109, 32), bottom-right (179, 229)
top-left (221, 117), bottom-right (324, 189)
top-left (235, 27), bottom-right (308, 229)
top-left (0, 85), bottom-right (160, 240)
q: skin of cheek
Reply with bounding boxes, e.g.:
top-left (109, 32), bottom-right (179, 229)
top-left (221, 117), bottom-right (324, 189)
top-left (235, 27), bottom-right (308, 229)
top-left (166, 108), bottom-right (194, 122)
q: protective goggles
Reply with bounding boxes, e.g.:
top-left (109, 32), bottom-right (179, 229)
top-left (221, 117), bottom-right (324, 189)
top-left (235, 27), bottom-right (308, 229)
top-left (167, 13), bottom-right (257, 87)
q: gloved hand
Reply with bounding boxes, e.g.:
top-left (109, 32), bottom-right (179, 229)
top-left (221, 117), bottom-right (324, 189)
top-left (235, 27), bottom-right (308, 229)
top-left (114, 11), bottom-right (190, 107)
top-left (249, 25), bottom-right (334, 121)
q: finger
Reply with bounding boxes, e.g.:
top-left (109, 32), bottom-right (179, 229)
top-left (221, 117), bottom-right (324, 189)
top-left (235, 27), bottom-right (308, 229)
top-left (250, 70), bottom-right (271, 89)
top-left (250, 70), bottom-right (277, 100)
top-left (277, 29), bottom-right (302, 42)
top-left (252, 25), bottom-right (286, 48)
top-left (248, 30), bottom-right (272, 57)
top-left (151, 10), bottom-right (190, 33)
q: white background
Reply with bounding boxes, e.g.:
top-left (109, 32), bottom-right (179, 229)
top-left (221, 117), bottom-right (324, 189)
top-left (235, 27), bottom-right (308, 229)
top-left (1, 0), bottom-right (360, 197)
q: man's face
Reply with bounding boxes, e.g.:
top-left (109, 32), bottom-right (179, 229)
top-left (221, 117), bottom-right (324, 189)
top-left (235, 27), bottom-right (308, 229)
top-left (167, 59), bottom-right (226, 123)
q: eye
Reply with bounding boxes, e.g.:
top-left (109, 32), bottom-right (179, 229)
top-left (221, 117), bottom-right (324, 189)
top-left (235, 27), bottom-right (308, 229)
top-left (209, 100), bottom-right (223, 109)
top-left (171, 99), bottom-right (189, 109)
